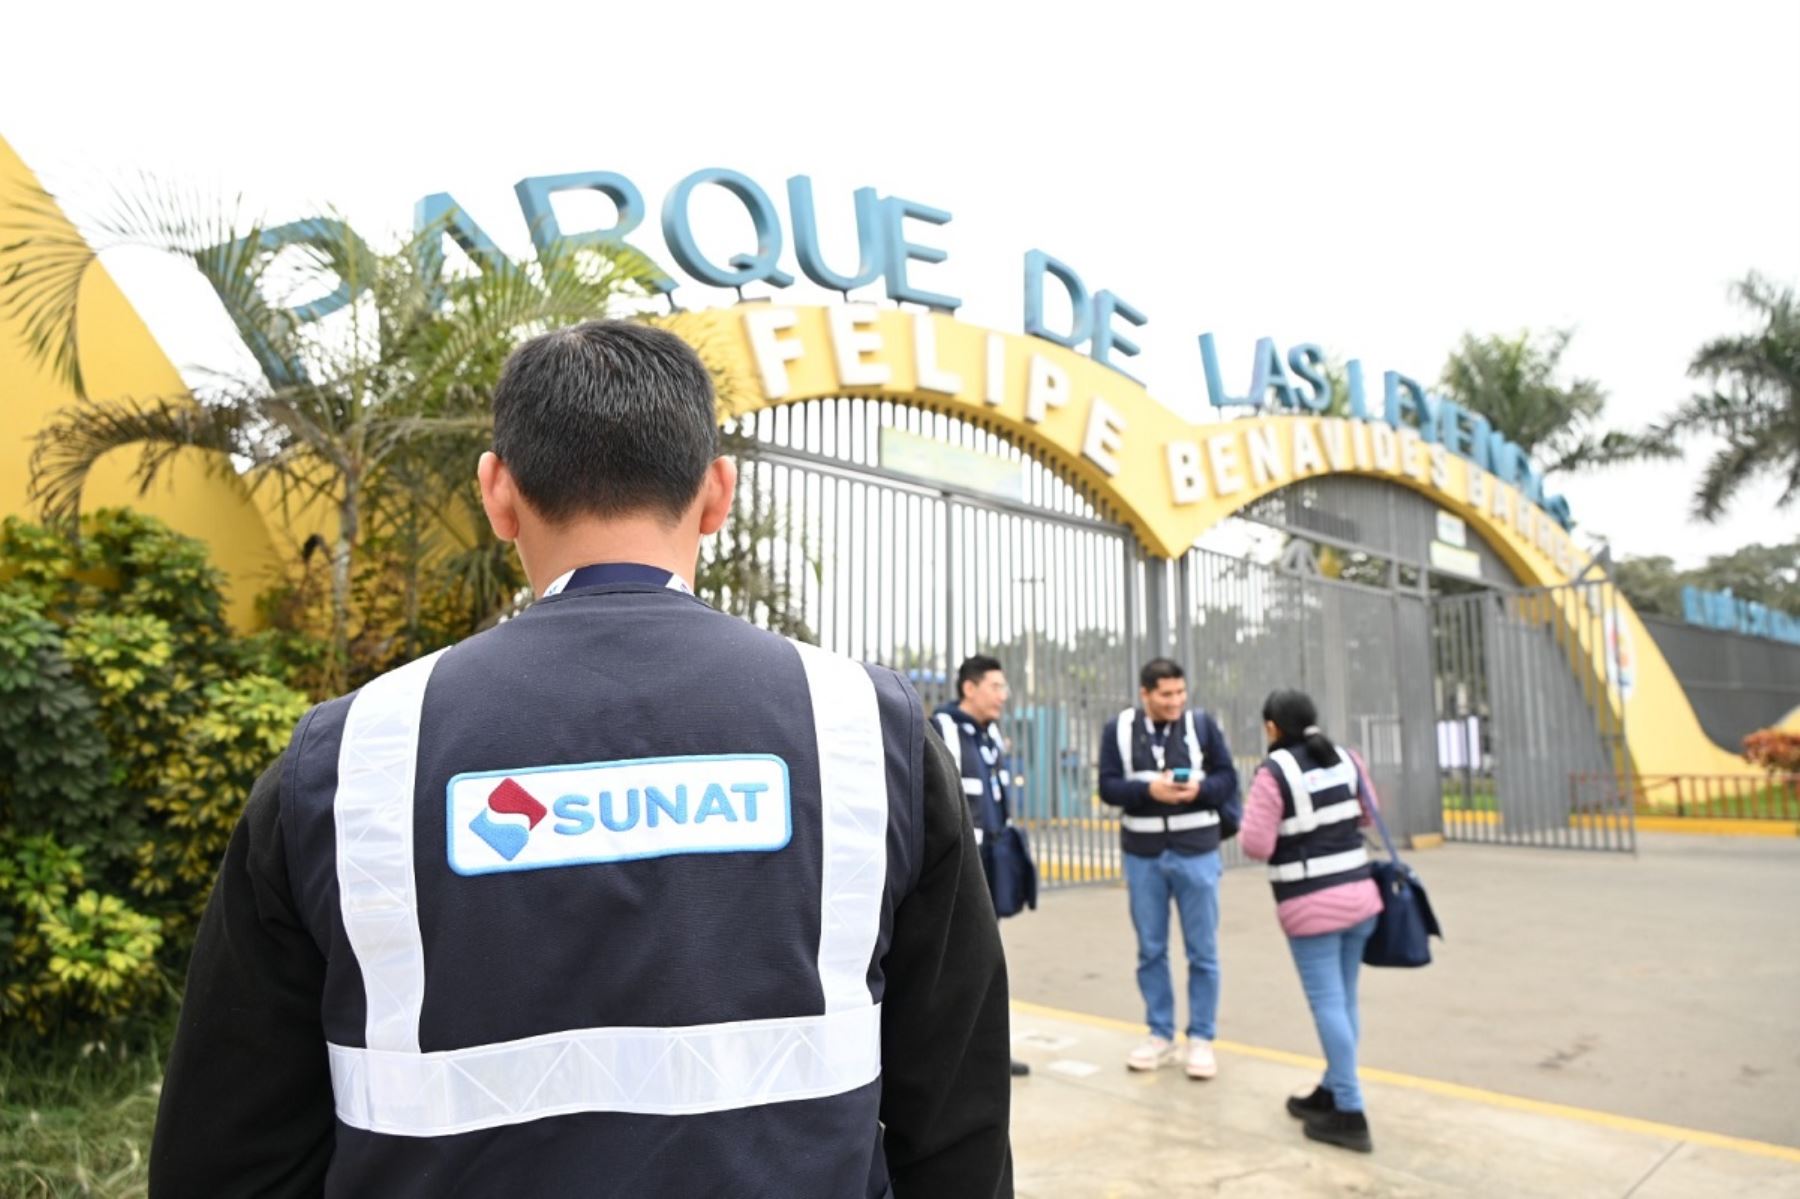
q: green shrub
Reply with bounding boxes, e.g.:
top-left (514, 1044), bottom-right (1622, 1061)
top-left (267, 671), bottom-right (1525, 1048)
top-left (0, 511), bottom-right (308, 1033)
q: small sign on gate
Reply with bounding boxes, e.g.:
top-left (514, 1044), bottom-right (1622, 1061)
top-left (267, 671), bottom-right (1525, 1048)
top-left (879, 426), bottom-right (1027, 502)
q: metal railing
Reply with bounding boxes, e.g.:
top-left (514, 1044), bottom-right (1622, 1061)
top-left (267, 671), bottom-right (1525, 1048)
top-left (1583, 773), bottom-right (1800, 822)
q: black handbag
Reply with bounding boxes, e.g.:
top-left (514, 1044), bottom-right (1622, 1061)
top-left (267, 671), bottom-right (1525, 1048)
top-left (1362, 801), bottom-right (1442, 968)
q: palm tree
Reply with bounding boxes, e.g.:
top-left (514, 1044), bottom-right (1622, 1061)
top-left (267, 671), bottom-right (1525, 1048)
top-left (1649, 273), bottom-right (1800, 521)
top-left (0, 181), bottom-right (660, 688)
top-left (1438, 328), bottom-right (1663, 478)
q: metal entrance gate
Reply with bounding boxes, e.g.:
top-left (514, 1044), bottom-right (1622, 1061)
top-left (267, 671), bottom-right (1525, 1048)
top-left (707, 397), bottom-right (1636, 884)
top-left (712, 398), bottom-right (1138, 888)
top-left (1432, 581), bottom-right (1636, 851)
top-left (1175, 548), bottom-right (1441, 854)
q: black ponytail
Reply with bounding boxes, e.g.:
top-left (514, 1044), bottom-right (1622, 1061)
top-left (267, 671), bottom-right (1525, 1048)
top-left (1262, 689), bottom-right (1338, 762)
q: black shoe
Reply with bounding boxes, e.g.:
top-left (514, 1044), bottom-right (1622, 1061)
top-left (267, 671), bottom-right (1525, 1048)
top-left (1302, 1108), bottom-right (1372, 1153)
top-left (1286, 1086), bottom-right (1335, 1119)
top-left (1010, 1058), bottom-right (1031, 1077)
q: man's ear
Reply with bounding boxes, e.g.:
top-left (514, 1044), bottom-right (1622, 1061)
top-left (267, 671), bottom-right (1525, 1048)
top-left (696, 456), bottom-right (738, 537)
top-left (478, 451), bottom-right (521, 543)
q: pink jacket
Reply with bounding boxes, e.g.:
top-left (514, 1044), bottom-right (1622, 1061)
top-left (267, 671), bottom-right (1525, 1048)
top-left (1240, 747), bottom-right (1383, 939)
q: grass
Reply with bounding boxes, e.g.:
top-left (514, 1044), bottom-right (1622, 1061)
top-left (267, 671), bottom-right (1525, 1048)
top-left (1443, 777), bottom-right (1799, 822)
top-left (1639, 788), bottom-right (1800, 822)
top-left (0, 1015), bottom-right (171, 1199)
top-left (1440, 780), bottom-right (1499, 812)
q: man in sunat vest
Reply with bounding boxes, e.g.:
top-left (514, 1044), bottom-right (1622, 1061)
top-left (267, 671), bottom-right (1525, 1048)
top-left (1097, 657), bottom-right (1241, 1080)
top-left (149, 320), bottom-right (1014, 1199)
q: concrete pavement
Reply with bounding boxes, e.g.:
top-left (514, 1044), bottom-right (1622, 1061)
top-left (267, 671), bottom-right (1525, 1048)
top-left (998, 832), bottom-right (1800, 1193)
top-left (1001, 832), bottom-right (1800, 1147)
top-left (1007, 1001), bottom-right (1800, 1197)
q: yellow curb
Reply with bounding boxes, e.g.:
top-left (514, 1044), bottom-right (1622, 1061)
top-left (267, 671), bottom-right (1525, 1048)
top-left (1036, 862), bottom-right (1122, 883)
top-left (1634, 816), bottom-right (1800, 838)
top-left (1009, 999), bottom-right (1800, 1165)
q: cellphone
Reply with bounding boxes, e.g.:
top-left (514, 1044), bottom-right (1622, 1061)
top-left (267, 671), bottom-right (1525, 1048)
top-left (1170, 768), bottom-right (1193, 783)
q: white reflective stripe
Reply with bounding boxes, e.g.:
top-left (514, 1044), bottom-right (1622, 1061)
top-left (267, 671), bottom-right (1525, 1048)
top-left (1126, 770), bottom-right (1162, 783)
top-left (1168, 810), bottom-right (1219, 831)
top-left (973, 827), bottom-right (985, 845)
top-left (1271, 748), bottom-right (1359, 830)
top-left (1267, 846), bottom-right (1370, 884)
top-left (1278, 798), bottom-right (1364, 837)
top-left (335, 649), bottom-right (449, 1054)
top-left (1120, 810), bottom-right (1221, 833)
top-left (1269, 749), bottom-right (1313, 822)
top-left (1182, 710), bottom-right (1201, 771)
top-left (327, 1003), bottom-right (883, 1136)
top-left (791, 641), bottom-right (887, 1013)
top-left (934, 712), bottom-right (962, 771)
top-left (1115, 709), bottom-right (1135, 774)
top-left (962, 777), bottom-right (985, 796)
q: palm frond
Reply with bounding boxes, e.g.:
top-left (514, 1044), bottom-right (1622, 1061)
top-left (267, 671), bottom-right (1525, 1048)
top-left (27, 395), bottom-right (256, 526)
top-left (1691, 436), bottom-right (1776, 522)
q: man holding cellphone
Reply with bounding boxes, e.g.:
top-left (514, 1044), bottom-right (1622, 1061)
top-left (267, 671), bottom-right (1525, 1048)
top-left (1096, 658), bottom-right (1240, 1079)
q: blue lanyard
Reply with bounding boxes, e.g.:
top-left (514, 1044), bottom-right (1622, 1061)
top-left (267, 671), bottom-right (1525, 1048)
top-left (542, 563), bottom-right (694, 597)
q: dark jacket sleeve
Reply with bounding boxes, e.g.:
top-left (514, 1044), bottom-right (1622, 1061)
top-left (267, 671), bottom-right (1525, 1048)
top-left (149, 755), bottom-right (335, 1198)
top-left (1196, 712), bottom-right (1240, 811)
top-left (880, 726), bottom-right (1014, 1198)
top-left (1097, 716), bottom-right (1151, 809)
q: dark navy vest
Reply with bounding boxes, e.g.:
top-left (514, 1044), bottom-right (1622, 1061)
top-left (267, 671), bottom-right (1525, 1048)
top-left (1114, 708), bottom-right (1222, 857)
top-left (278, 568), bottom-right (923, 1199)
top-left (1263, 743), bottom-right (1372, 903)
top-left (931, 704), bottom-right (1010, 840)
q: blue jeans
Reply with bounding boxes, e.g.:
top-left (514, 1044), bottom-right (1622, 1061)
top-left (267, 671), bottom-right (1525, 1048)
top-left (1124, 848), bottom-right (1221, 1041)
top-left (1287, 915), bottom-right (1379, 1112)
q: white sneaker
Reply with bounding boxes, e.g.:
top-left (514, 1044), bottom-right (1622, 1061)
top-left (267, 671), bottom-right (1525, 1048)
top-left (1185, 1038), bottom-right (1218, 1080)
top-left (1126, 1035), bottom-right (1179, 1072)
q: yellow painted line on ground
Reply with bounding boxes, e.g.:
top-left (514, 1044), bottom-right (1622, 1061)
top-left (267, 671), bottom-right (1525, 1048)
top-left (1010, 999), bottom-right (1800, 1165)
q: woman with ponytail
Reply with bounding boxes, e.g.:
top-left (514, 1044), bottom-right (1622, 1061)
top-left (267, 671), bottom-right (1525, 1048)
top-left (1240, 689), bottom-right (1382, 1153)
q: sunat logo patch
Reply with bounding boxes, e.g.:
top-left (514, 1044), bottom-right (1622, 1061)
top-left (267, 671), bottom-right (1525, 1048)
top-left (466, 778), bottom-right (548, 861)
top-left (447, 755), bottom-right (792, 876)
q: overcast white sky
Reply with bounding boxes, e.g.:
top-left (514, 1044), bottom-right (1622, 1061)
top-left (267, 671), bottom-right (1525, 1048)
top-left (5, 0), bottom-right (1797, 566)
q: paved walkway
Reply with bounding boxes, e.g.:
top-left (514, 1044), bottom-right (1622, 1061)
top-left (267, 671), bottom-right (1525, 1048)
top-left (1009, 1001), bottom-right (1800, 1197)
top-left (1002, 833), bottom-right (1800, 1146)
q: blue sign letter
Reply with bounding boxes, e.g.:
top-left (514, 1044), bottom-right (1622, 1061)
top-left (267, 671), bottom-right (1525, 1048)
top-left (1287, 344), bottom-right (1331, 412)
top-left (1091, 290), bottom-right (1147, 383)
top-left (881, 196), bottom-right (961, 311)
top-left (661, 168), bottom-right (796, 291)
top-left (514, 171), bottom-right (674, 294)
top-left (1199, 332), bottom-right (1257, 407)
top-left (1249, 337), bottom-right (1296, 409)
top-left (1383, 372), bottom-right (1439, 442)
top-left (413, 193), bottom-right (520, 286)
top-left (1346, 360), bottom-right (1372, 420)
top-left (787, 176), bottom-right (885, 293)
top-left (1023, 250), bottom-right (1090, 348)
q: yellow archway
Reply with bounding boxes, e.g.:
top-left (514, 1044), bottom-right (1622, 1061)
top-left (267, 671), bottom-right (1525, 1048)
top-left (674, 303), bottom-right (1752, 780)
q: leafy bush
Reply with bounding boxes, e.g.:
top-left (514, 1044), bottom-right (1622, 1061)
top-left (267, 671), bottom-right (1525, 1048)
top-left (1742, 728), bottom-right (1800, 775)
top-left (0, 511), bottom-right (308, 1033)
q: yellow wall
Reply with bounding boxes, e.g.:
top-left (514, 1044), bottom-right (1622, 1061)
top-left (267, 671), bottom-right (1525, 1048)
top-left (0, 135), bottom-right (283, 626)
